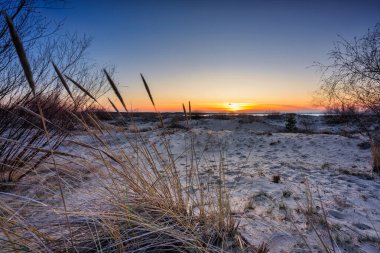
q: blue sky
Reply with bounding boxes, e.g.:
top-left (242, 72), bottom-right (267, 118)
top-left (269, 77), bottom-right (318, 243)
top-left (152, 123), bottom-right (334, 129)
top-left (41, 0), bottom-right (380, 112)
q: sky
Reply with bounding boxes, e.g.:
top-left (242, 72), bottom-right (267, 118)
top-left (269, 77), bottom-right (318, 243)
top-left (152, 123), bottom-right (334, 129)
top-left (41, 0), bottom-right (380, 113)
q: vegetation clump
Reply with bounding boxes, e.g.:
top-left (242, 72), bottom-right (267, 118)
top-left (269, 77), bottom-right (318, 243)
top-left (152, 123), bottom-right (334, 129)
top-left (285, 113), bottom-right (297, 132)
top-left (371, 138), bottom-right (380, 173)
top-left (0, 7), bottom-right (247, 251)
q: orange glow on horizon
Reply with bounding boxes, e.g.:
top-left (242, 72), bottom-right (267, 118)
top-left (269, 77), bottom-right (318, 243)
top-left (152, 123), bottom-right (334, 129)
top-left (188, 102), bottom-right (321, 113)
top-left (98, 70), bottom-right (322, 114)
top-left (225, 102), bottom-right (255, 112)
top-left (100, 98), bottom-right (321, 113)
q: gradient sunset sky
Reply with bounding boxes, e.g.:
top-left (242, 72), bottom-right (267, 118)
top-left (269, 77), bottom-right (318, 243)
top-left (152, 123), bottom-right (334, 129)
top-left (42, 0), bottom-right (380, 113)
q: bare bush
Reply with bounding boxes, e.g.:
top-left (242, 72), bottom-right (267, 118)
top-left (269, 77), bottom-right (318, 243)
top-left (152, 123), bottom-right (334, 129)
top-left (0, 1), bottom-right (112, 108)
top-left (0, 1), bottom-right (114, 184)
top-left (317, 23), bottom-right (380, 172)
top-left (372, 138), bottom-right (380, 173)
top-left (299, 115), bottom-right (315, 132)
top-left (285, 113), bottom-right (297, 132)
top-left (317, 23), bottom-right (380, 117)
top-left (0, 65), bottom-right (246, 252)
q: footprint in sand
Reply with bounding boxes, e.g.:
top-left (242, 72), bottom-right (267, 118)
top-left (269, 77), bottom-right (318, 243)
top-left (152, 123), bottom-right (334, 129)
top-left (328, 209), bottom-right (345, 220)
top-left (352, 223), bottom-right (371, 230)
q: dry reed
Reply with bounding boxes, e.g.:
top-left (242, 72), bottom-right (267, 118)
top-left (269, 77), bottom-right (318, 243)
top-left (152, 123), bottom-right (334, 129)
top-left (4, 14), bottom-right (36, 95)
top-left (65, 75), bottom-right (98, 102)
top-left (0, 10), bottom-right (248, 252)
top-left (371, 140), bottom-right (380, 173)
top-left (0, 65), bottom-right (244, 253)
top-left (104, 70), bottom-right (128, 112)
top-left (52, 62), bottom-right (74, 102)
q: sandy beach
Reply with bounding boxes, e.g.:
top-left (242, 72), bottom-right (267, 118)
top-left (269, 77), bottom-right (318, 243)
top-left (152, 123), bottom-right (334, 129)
top-left (37, 114), bottom-right (377, 252)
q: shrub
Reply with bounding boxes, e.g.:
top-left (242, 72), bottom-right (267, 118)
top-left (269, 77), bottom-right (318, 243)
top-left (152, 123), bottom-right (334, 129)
top-left (0, 9), bottom-right (247, 252)
top-left (299, 115), bottom-right (314, 132)
top-left (285, 113), bottom-right (297, 131)
top-left (0, 8), bottom-right (109, 185)
top-left (323, 105), bottom-right (358, 125)
top-left (0, 68), bottom-right (247, 252)
top-left (371, 138), bottom-right (380, 173)
top-left (0, 93), bottom-right (70, 185)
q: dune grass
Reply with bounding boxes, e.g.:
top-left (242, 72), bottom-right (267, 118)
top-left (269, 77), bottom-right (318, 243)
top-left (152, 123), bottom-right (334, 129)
top-left (0, 12), bottom-right (247, 252)
top-left (2, 8), bottom-right (367, 252)
top-left (371, 140), bottom-right (380, 173)
top-left (0, 72), bottom-right (245, 252)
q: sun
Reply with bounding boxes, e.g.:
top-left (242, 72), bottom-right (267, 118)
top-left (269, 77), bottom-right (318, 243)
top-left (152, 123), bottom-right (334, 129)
top-left (224, 102), bottom-right (255, 112)
top-left (226, 103), bottom-right (243, 112)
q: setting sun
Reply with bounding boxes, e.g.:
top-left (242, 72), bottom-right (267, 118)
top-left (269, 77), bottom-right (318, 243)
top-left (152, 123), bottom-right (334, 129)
top-left (1, 1), bottom-right (379, 251)
top-left (227, 103), bottom-right (242, 111)
top-left (225, 102), bottom-right (254, 112)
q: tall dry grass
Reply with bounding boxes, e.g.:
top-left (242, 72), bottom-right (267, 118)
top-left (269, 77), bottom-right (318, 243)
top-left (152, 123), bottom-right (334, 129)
top-left (371, 139), bottom-right (380, 173)
top-left (0, 12), bottom-right (109, 185)
top-left (0, 97), bottom-right (71, 187)
top-left (0, 14), bottom-right (69, 185)
top-left (0, 71), bottom-right (245, 252)
top-left (0, 12), bottom-right (247, 252)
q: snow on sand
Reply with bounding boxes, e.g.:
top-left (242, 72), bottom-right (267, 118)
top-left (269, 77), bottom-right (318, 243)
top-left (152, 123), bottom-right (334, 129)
top-left (143, 116), bottom-right (379, 252)
top-left (63, 115), bottom-right (380, 252)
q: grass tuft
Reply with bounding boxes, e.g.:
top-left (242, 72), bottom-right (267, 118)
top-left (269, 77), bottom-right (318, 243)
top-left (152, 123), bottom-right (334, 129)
top-left (0, 10), bottom-right (248, 252)
top-left (52, 62), bottom-right (74, 102)
top-left (104, 69), bottom-right (128, 112)
top-left (4, 13), bottom-right (36, 95)
top-left (371, 139), bottom-right (380, 173)
top-left (140, 73), bottom-right (155, 107)
top-left (65, 75), bottom-right (98, 102)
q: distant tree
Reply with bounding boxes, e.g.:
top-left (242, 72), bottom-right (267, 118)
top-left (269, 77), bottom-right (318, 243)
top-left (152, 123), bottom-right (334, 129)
top-left (323, 104), bottom-right (359, 125)
top-left (317, 23), bottom-right (380, 172)
top-left (317, 23), bottom-right (380, 118)
top-left (285, 113), bottom-right (297, 132)
top-left (299, 115), bottom-right (313, 132)
top-left (0, 0), bottom-right (112, 107)
top-left (0, 0), bottom-right (114, 183)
